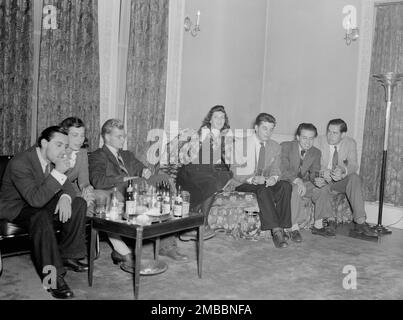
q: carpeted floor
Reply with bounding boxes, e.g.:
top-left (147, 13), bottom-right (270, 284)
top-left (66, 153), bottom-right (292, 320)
top-left (1, 225), bottom-right (402, 300)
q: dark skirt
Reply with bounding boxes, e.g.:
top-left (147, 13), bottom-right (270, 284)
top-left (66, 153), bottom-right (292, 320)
top-left (177, 164), bottom-right (233, 207)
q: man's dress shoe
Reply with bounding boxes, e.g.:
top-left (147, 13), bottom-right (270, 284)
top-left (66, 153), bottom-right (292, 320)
top-left (289, 230), bottom-right (303, 243)
top-left (272, 230), bottom-right (288, 248)
top-left (159, 248), bottom-right (189, 262)
top-left (48, 275), bottom-right (74, 299)
top-left (354, 222), bottom-right (378, 237)
top-left (62, 258), bottom-right (88, 272)
top-left (179, 226), bottom-right (216, 241)
top-left (111, 250), bottom-right (135, 274)
top-left (311, 226), bottom-right (336, 237)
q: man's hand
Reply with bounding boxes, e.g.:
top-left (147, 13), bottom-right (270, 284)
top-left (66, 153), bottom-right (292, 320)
top-left (54, 157), bottom-right (70, 174)
top-left (142, 168), bottom-right (152, 180)
top-left (322, 169), bottom-right (333, 183)
top-left (82, 186), bottom-right (95, 205)
top-left (54, 196), bottom-right (72, 223)
top-left (252, 176), bottom-right (266, 185)
top-left (265, 176), bottom-right (277, 187)
top-left (330, 166), bottom-right (345, 182)
top-left (314, 177), bottom-right (327, 188)
top-left (294, 179), bottom-right (306, 196)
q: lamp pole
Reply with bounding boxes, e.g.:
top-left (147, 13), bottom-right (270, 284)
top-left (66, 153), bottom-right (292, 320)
top-left (371, 72), bottom-right (403, 235)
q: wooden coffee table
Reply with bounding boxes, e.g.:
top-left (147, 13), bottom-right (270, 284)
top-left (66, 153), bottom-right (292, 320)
top-left (88, 213), bottom-right (205, 299)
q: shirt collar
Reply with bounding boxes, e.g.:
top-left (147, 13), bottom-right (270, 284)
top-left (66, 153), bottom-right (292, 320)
top-left (105, 144), bottom-right (120, 158)
top-left (36, 147), bottom-right (50, 171)
top-left (253, 134), bottom-right (265, 148)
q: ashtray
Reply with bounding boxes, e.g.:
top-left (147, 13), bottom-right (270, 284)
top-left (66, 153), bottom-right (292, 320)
top-left (140, 259), bottom-right (168, 276)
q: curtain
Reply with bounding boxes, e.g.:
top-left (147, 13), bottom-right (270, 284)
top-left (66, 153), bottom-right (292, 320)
top-left (360, 3), bottom-right (403, 206)
top-left (125, 0), bottom-right (169, 164)
top-left (37, 0), bottom-right (100, 151)
top-left (0, 0), bottom-right (33, 154)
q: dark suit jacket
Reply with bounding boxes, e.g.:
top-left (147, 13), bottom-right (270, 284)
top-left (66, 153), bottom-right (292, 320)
top-left (0, 146), bottom-right (76, 221)
top-left (88, 145), bottom-right (145, 194)
top-left (280, 140), bottom-right (321, 183)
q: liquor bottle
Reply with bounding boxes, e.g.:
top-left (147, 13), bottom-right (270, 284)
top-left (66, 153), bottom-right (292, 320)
top-left (173, 185), bottom-right (183, 218)
top-left (125, 180), bottom-right (136, 220)
top-left (156, 183), bottom-right (163, 213)
top-left (109, 186), bottom-right (120, 220)
top-left (162, 185), bottom-right (171, 215)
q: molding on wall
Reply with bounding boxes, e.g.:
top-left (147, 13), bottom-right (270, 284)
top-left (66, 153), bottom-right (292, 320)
top-left (164, 0), bottom-right (185, 134)
top-left (353, 0), bottom-right (376, 166)
top-left (30, 0), bottom-right (43, 145)
top-left (260, 0), bottom-right (271, 113)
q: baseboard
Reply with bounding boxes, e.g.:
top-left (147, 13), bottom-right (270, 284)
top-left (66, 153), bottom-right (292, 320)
top-left (365, 202), bottom-right (403, 230)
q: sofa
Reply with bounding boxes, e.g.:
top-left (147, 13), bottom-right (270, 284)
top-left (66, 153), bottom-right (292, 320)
top-left (158, 133), bottom-right (353, 240)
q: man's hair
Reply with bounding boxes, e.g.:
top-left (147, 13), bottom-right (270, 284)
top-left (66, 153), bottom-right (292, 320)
top-left (327, 118), bottom-right (347, 133)
top-left (254, 113), bottom-right (276, 127)
top-left (60, 117), bottom-right (85, 130)
top-left (296, 123), bottom-right (318, 137)
top-left (37, 126), bottom-right (67, 148)
top-left (101, 119), bottom-right (124, 140)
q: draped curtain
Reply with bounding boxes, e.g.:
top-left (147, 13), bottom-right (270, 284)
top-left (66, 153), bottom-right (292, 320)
top-left (360, 3), bottom-right (403, 206)
top-left (0, 0), bottom-right (33, 154)
top-left (125, 0), bottom-right (169, 164)
top-left (37, 0), bottom-right (100, 151)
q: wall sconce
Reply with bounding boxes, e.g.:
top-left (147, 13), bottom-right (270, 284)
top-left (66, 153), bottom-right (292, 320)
top-left (345, 25), bottom-right (359, 45)
top-left (184, 11), bottom-right (200, 37)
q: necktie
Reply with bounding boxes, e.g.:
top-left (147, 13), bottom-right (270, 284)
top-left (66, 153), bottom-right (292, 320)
top-left (332, 146), bottom-right (338, 170)
top-left (257, 142), bottom-right (265, 175)
top-left (298, 150), bottom-right (306, 178)
top-left (117, 152), bottom-right (129, 175)
top-left (44, 163), bottom-right (52, 178)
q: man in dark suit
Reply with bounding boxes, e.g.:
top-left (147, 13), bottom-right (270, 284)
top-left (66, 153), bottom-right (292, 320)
top-left (89, 119), bottom-right (188, 274)
top-left (312, 119), bottom-right (377, 238)
top-left (227, 113), bottom-right (292, 248)
top-left (280, 123), bottom-right (322, 243)
top-left (0, 126), bottom-right (88, 299)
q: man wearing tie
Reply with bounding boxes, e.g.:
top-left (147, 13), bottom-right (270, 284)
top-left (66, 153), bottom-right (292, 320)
top-left (280, 123), bottom-right (322, 243)
top-left (228, 113), bottom-right (292, 248)
top-left (89, 119), bottom-right (188, 274)
top-left (312, 119), bottom-right (377, 238)
top-left (0, 126), bottom-right (88, 299)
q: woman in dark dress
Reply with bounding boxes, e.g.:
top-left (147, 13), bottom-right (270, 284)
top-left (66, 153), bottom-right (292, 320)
top-left (177, 105), bottom-right (233, 240)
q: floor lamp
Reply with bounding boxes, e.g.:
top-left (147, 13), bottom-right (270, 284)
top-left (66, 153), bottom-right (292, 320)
top-left (371, 72), bottom-right (403, 235)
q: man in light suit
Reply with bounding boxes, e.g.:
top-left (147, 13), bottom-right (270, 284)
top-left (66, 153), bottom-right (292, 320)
top-left (312, 118), bottom-right (377, 238)
top-left (280, 123), bottom-right (322, 243)
top-left (89, 119), bottom-right (188, 274)
top-left (0, 126), bottom-right (88, 299)
top-left (227, 113), bottom-right (292, 248)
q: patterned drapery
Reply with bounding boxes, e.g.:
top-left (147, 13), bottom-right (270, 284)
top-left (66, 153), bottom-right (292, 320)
top-left (37, 0), bottom-right (100, 151)
top-left (360, 3), bottom-right (403, 206)
top-left (0, 0), bottom-right (33, 154)
top-left (125, 0), bottom-right (169, 164)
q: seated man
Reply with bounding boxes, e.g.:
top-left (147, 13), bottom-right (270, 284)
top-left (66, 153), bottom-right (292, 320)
top-left (280, 123), bottom-right (321, 243)
top-left (89, 119), bottom-right (188, 274)
top-left (0, 126), bottom-right (88, 299)
top-left (311, 118), bottom-right (377, 238)
top-left (227, 113), bottom-right (292, 248)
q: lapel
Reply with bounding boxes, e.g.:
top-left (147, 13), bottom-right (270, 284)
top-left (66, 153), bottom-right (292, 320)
top-left (337, 138), bottom-right (347, 166)
top-left (291, 141), bottom-right (300, 172)
top-left (29, 146), bottom-right (46, 181)
top-left (102, 145), bottom-right (121, 172)
top-left (263, 139), bottom-right (276, 174)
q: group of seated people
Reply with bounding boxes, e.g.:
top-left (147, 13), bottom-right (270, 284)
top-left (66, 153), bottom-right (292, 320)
top-left (0, 106), bottom-right (377, 299)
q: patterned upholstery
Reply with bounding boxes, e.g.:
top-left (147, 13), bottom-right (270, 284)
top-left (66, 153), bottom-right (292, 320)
top-left (158, 134), bottom-right (354, 241)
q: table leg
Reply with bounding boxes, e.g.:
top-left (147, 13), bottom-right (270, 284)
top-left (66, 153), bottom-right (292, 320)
top-left (154, 237), bottom-right (160, 263)
top-left (134, 226), bottom-right (143, 300)
top-left (197, 225), bottom-right (204, 278)
top-left (88, 225), bottom-right (97, 286)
